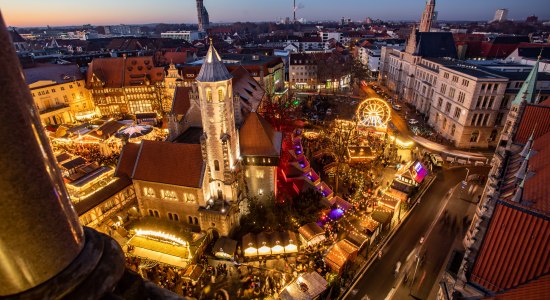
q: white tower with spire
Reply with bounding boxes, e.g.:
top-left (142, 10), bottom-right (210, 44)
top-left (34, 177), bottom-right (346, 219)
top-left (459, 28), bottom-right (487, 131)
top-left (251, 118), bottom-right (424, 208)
top-left (196, 42), bottom-right (240, 203)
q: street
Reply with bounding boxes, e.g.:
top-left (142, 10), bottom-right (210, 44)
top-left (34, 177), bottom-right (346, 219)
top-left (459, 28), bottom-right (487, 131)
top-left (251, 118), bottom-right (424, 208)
top-left (345, 166), bottom-right (488, 300)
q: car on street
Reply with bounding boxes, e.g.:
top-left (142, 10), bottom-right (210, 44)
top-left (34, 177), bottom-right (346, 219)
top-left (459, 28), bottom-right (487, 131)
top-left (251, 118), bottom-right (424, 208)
top-left (429, 153), bottom-right (444, 167)
top-left (408, 119), bottom-right (419, 125)
top-left (392, 104), bottom-right (402, 111)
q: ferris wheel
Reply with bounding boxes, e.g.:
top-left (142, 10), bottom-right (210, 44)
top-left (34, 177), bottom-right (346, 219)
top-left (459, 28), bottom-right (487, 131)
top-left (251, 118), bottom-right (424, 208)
top-left (356, 98), bottom-right (392, 128)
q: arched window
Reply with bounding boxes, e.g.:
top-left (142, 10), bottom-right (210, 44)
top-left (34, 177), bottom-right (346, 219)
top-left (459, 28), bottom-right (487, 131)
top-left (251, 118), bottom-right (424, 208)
top-left (188, 216), bottom-right (193, 224)
top-left (451, 124), bottom-right (456, 136)
top-left (168, 213), bottom-right (173, 220)
top-left (218, 89), bottom-right (224, 101)
top-left (207, 90), bottom-right (212, 102)
top-left (442, 118), bottom-right (447, 130)
top-left (194, 217), bottom-right (199, 225)
top-left (148, 209), bottom-right (153, 217)
top-left (173, 214), bottom-right (179, 221)
top-left (470, 130), bottom-right (480, 143)
top-left (154, 211), bottom-right (160, 218)
top-left (214, 160), bottom-right (220, 171)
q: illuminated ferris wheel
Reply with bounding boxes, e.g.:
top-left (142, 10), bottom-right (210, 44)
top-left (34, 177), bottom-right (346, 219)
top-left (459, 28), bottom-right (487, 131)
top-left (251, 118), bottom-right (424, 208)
top-left (356, 98), bottom-right (391, 128)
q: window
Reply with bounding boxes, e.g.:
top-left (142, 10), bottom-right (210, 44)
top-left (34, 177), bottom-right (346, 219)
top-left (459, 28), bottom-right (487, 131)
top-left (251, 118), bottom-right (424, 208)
top-left (449, 87), bottom-right (456, 98)
top-left (454, 107), bottom-right (461, 119)
top-left (481, 83), bottom-right (487, 91)
top-left (440, 84), bottom-right (447, 94)
top-left (471, 114), bottom-right (477, 126)
top-left (207, 90), bottom-right (212, 102)
top-left (143, 187), bottom-right (155, 197)
top-left (63, 95), bottom-right (69, 102)
top-left (154, 211), bottom-right (160, 218)
top-left (451, 124), bottom-right (456, 136)
top-left (492, 84), bottom-right (498, 92)
top-left (482, 114), bottom-right (489, 126)
top-left (487, 96), bottom-right (495, 109)
top-left (495, 112), bottom-right (504, 126)
top-left (445, 102), bottom-right (451, 113)
top-left (148, 209), bottom-right (154, 217)
top-left (214, 160), bottom-right (220, 171)
top-left (500, 95), bottom-right (510, 109)
top-left (476, 96), bottom-right (483, 108)
top-left (194, 217), bottom-right (199, 225)
top-left (452, 75), bottom-right (459, 83)
top-left (188, 216), bottom-right (193, 224)
top-left (444, 72), bottom-right (449, 79)
top-left (256, 170), bottom-right (265, 179)
top-left (168, 213), bottom-right (173, 220)
top-left (161, 190), bottom-right (177, 201)
top-left (462, 79), bottom-right (469, 87)
top-left (470, 131), bottom-right (480, 143)
top-left (443, 118), bottom-right (447, 130)
top-left (437, 97), bottom-right (443, 108)
top-left (457, 91), bottom-right (465, 103)
top-left (61, 87), bottom-right (65, 91)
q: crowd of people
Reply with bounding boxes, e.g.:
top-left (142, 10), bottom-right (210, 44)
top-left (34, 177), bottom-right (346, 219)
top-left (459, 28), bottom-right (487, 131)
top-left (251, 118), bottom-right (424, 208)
top-left (53, 142), bottom-right (120, 167)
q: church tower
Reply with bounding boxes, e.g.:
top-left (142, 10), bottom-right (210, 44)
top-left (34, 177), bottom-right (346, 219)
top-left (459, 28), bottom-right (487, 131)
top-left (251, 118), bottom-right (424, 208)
top-left (501, 57), bottom-right (540, 144)
top-left (419, 0), bottom-right (435, 32)
top-left (196, 42), bottom-right (240, 203)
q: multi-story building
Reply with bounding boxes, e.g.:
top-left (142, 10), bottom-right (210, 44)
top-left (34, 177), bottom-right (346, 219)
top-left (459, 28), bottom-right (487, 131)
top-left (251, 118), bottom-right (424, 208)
top-left (180, 53), bottom-right (285, 95)
top-left (379, 0), bottom-right (550, 149)
top-left (289, 53), bottom-right (318, 89)
top-left (24, 63), bottom-right (96, 125)
top-left (492, 8), bottom-right (509, 23)
top-left (160, 31), bottom-right (203, 42)
top-left (319, 31), bottom-right (342, 44)
top-left (440, 59), bottom-right (550, 299)
top-left (86, 56), bottom-right (166, 116)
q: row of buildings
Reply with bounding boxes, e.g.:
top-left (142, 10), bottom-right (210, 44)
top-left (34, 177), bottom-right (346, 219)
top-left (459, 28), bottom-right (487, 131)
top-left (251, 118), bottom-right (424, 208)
top-left (377, 1), bottom-right (550, 149)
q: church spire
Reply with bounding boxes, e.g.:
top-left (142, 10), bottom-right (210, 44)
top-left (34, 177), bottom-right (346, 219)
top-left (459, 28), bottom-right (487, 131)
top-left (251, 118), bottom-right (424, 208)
top-left (196, 41), bottom-right (232, 82)
top-left (511, 57), bottom-right (540, 106)
top-left (520, 130), bottom-right (535, 157)
top-left (511, 176), bottom-right (526, 203)
top-left (515, 149), bottom-right (531, 181)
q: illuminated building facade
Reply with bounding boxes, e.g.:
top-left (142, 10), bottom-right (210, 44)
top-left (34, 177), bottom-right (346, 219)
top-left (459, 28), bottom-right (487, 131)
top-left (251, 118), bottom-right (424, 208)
top-left (25, 63), bottom-right (96, 124)
top-left (87, 56), bottom-right (166, 116)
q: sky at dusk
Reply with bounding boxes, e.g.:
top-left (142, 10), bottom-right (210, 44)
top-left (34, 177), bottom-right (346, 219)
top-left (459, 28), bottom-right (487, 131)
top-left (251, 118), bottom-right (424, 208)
top-left (1, 0), bottom-right (549, 27)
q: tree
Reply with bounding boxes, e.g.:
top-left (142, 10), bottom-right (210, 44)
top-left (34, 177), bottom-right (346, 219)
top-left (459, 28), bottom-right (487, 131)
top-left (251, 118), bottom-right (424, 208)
top-left (260, 89), bottom-right (299, 131)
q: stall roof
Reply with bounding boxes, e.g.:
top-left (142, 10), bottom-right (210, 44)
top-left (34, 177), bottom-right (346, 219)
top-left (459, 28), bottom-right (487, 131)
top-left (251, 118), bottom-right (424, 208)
top-left (128, 236), bottom-right (188, 258)
top-left (60, 157), bottom-right (86, 170)
top-left (298, 222), bottom-right (325, 242)
top-left (213, 237), bottom-right (237, 258)
top-left (279, 272), bottom-right (328, 300)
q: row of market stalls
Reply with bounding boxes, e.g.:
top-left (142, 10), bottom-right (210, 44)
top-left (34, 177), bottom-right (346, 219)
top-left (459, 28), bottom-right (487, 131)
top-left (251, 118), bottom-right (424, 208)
top-left (242, 231), bottom-right (300, 257)
top-left (51, 118), bottom-right (163, 156)
top-left (280, 130), bottom-right (334, 202)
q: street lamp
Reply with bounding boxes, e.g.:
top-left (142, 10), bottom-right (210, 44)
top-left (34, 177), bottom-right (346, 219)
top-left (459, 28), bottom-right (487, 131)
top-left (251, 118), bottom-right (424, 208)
top-left (462, 168), bottom-right (470, 189)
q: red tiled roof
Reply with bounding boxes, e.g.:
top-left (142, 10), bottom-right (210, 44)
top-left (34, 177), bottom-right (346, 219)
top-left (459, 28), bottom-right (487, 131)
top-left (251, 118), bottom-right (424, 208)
top-left (115, 142), bottom-right (140, 178)
top-left (470, 203), bottom-right (550, 292)
top-left (172, 86), bottom-right (192, 115)
top-left (163, 52), bottom-right (187, 65)
top-left (514, 103), bottom-right (550, 144)
top-left (87, 56), bottom-right (164, 88)
top-left (485, 274), bottom-right (550, 300)
top-left (132, 140), bottom-right (204, 188)
top-left (522, 131), bottom-right (550, 214)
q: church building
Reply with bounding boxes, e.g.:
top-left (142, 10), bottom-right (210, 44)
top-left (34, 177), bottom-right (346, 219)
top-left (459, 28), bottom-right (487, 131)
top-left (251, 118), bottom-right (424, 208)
top-left (116, 43), bottom-right (281, 236)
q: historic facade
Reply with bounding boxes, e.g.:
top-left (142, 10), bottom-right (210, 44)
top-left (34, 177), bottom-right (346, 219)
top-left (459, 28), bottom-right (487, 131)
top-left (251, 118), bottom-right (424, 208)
top-left (116, 44), bottom-right (281, 237)
top-left (87, 56), bottom-right (166, 116)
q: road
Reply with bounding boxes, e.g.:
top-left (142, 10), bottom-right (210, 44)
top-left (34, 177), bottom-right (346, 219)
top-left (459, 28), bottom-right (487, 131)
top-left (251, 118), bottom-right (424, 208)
top-left (345, 166), bottom-right (488, 300)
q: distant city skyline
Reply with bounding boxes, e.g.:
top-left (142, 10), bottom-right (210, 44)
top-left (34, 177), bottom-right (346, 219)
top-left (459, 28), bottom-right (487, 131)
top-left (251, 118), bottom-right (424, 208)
top-left (2, 0), bottom-right (549, 27)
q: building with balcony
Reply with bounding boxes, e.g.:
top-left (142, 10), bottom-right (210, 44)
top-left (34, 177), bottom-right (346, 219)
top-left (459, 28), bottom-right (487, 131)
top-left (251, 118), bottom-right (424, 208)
top-left (24, 63), bottom-right (96, 124)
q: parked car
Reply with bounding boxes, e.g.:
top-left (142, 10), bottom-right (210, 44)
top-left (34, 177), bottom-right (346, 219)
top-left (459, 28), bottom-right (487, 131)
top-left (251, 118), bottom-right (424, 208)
top-left (408, 119), bottom-right (419, 125)
top-left (392, 104), bottom-right (402, 111)
top-left (429, 153), bottom-right (444, 167)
